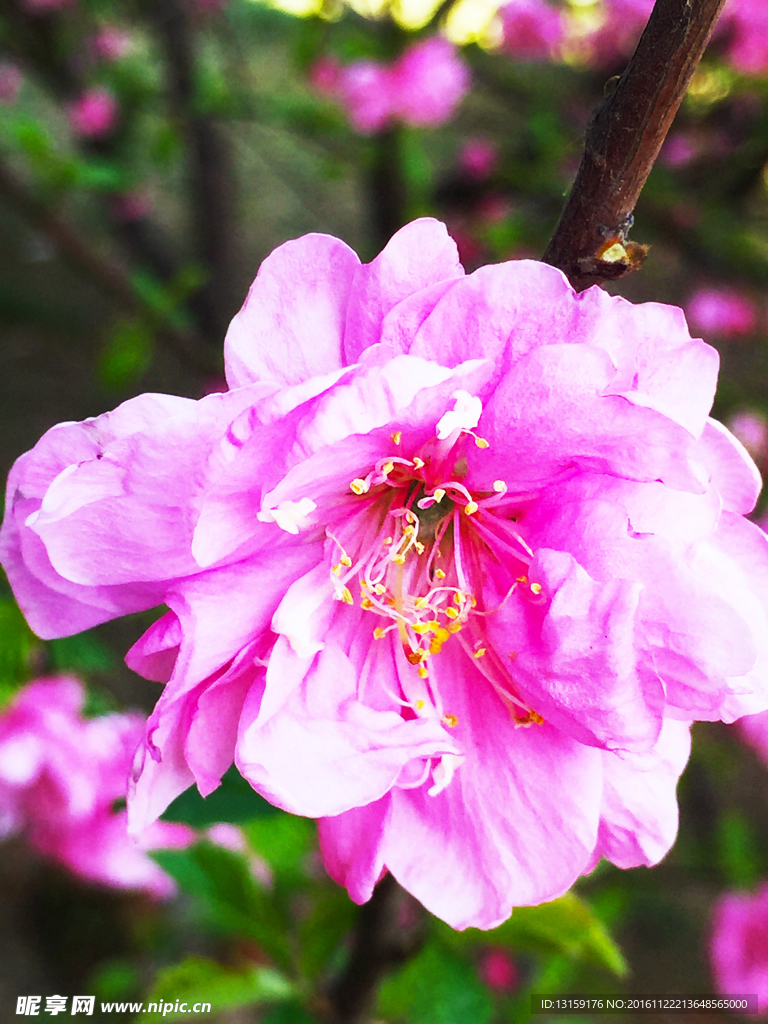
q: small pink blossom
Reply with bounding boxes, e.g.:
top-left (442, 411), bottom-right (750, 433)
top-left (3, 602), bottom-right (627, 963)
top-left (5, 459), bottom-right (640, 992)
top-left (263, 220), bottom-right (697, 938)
top-left (499, 0), bottom-right (564, 61)
top-left (710, 883), bottom-right (768, 1013)
top-left (68, 87), bottom-right (119, 140)
top-left (479, 948), bottom-right (519, 992)
top-left (660, 132), bottom-right (701, 169)
top-left (109, 191), bottom-right (151, 223)
top-left (90, 27), bottom-right (131, 63)
top-left (314, 38), bottom-right (469, 134)
top-left (718, 0), bottom-right (768, 75)
top-left (21, 0), bottom-right (71, 13)
top-left (0, 63), bottom-right (22, 105)
top-left (0, 677), bottom-right (192, 895)
top-left (727, 411), bottom-right (768, 462)
top-left (687, 287), bottom-right (756, 339)
top-left (582, 0), bottom-right (654, 68)
top-left (3, 220), bottom-right (768, 927)
top-left (459, 138), bottom-right (498, 181)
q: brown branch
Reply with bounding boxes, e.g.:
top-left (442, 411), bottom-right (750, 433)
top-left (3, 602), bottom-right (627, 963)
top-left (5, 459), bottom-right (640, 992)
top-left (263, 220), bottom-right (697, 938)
top-left (151, 0), bottom-right (235, 344)
top-left (322, 873), bottom-right (425, 1024)
top-left (0, 157), bottom-right (217, 374)
top-left (542, 0), bottom-right (728, 291)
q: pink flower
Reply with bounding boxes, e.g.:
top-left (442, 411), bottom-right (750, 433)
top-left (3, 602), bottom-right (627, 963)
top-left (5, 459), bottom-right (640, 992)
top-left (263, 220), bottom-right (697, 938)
top-left (459, 138), bottom-right (498, 181)
top-left (21, 0), bottom-right (71, 13)
top-left (68, 87), bottom-right (119, 140)
top-left (687, 287), bottom-right (756, 339)
top-left (317, 38), bottom-right (470, 134)
top-left (727, 411), bottom-right (768, 462)
top-left (90, 27), bottom-right (131, 63)
top-left (0, 63), bottom-right (23, 105)
top-left (0, 676), bottom-right (192, 895)
top-left (109, 190), bottom-right (151, 223)
top-left (660, 132), bottom-right (701, 169)
top-left (710, 883), bottom-right (768, 1012)
top-left (3, 219), bottom-right (768, 927)
top-left (479, 948), bottom-right (519, 992)
top-left (719, 0), bottom-right (768, 75)
top-left (499, 0), bottom-right (564, 61)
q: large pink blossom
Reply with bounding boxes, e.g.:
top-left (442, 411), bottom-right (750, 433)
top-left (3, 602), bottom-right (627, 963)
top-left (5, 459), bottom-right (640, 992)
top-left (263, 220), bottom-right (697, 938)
top-left (710, 884), bottom-right (768, 1013)
top-left (3, 219), bottom-right (768, 927)
top-left (0, 676), bottom-right (191, 895)
top-left (499, 0), bottom-right (564, 61)
top-left (718, 0), bottom-right (768, 75)
top-left (312, 38), bottom-right (469, 134)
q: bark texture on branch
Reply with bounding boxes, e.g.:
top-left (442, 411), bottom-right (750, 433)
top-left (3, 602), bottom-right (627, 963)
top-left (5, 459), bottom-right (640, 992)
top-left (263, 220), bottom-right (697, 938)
top-left (542, 0), bottom-right (727, 291)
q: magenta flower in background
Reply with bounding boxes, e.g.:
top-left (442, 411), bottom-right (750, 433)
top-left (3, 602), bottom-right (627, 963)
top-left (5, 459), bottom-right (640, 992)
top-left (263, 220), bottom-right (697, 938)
top-left (727, 411), bottom-right (768, 462)
top-left (479, 948), bottom-right (519, 992)
top-left (459, 138), bottom-right (498, 181)
top-left (582, 0), bottom-right (653, 67)
top-left (68, 87), bottom-right (119, 140)
top-left (0, 676), bottom-right (192, 896)
top-left (718, 0), bottom-right (768, 75)
top-left (312, 38), bottom-right (469, 134)
top-left (3, 219), bottom-right (768, 927)
top-left (687, 287), bottom-right (757, 339)
top-left (499, 0), bottom-right (564, 61)
top-left (90, 27), bottom-right (131, 63)
top-left (710, 883), bottom-right (768, 1012)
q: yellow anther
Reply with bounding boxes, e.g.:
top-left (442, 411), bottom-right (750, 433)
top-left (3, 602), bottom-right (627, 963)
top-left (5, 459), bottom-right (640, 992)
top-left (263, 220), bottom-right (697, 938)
top-left (433, 488), bottom-right (446, 503)
top-left (470, 596), bottom-right (477, 607)
top-left (350, 478), bottom-right (369, 495)
top-left (418, 665), bottom-right (429, 679)
top-left (360, 579), bottom-right (369, 590)
top-left (415, 542), bottom-right (425, 554)
top-left (406, 649), bottom-right (428, 665)
top-left (429, 639), bottom-right (444, 655)
top-left (464, 501), bottom-right (479, 516)
top-left (415, 596), bottom-right (430, 609)
top-left (453, 593), bottom-right (464, 605)
top-left (474, 436), bottom-right (490, 449)
top-left (427, 620), bottom-right (441, 631)
top-left (382, 461), bottom-right (395, 476)
top-left (413, 457), bottom-right (425, 469)
top-left (392, 554), bottom-right (406, 565)
top-left (433, 627), bottom-right (450, 644)
top-left (473, 647), bottom-right (487, 659)
top-left (383, 537), bottom-right (393, 546)
top-left (403, 525), bottom-right (415, 536)
top-left (435, 568), bottom-right (446, 579)
top-left (361, 597), bottom-right (373, 610)
top-left (373, 627), bottom-right (387, 640)
top-left (448, 621), bottom-right (462, 634)
top-left (332, 564), bottom-right (342, 576)
top-left (516, 575), bottom-right (528, 584)
top-left (493, 480), bottom-right (506, 492)
top-left (445, 607), bottom-right (459, 619)
top-left (391, 431), bottom-right (402, 445)
top-left (340, 586), bottom-right (354, 605)
top-left (374, 583), bottom-right (386, 595)
top-left (442, 713), bottom-right (458, 728)
top-left (415, 699), bottom-right (425, 710)
top-left (340, 555), bottom-right (352, 567)
top-left (530, 582), bottom-right (543, 595)
top-left (412, 622), bottom-right (431, 635)
top-left (515, 709), bottom-right (545, 727)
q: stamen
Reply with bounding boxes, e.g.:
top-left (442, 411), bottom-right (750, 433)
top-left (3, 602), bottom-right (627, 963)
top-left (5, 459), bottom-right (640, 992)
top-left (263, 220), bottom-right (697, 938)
top-left (350, 478), bottom-right (369, 495)
top-left (391, 431), bottom-right (402, 445)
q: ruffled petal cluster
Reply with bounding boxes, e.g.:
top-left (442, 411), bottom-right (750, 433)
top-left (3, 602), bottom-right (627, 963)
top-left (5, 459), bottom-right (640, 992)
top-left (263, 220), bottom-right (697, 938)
top-left (3, 219), bottom-right (768, 928)
top-left (0, 676), bottom-right (192, 895)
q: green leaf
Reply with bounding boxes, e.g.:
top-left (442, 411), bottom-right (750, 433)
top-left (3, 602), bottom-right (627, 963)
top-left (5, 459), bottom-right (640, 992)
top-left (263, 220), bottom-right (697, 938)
top-left (378, 941), bottom-right (494, 1024)
top-left (48, 632), bottom-right (117, 676)
top-left (140, 955), bottom-right (292, 1022)
top-left (163, 765), bottom-right (279, 827)
top-left (244, 812), bottom-right (315, 881)
top-left (717, 808), bottom-right (764, 889)
top-left (297, 885), bottom-right (357, 980)
top-left (0, 596), bottom-right (38, 704)
top-left (262, 1004), bottom-right (323, 1024)
top-left (99, 320), bottom-right (154, 390)
top-left (152, 841), bottom-right (292, 970)
top-left (476, 894), bottom-right (628, 978)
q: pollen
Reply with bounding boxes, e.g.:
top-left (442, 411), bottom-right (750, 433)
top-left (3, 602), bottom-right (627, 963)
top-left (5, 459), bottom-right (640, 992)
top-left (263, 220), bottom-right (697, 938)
top-left (412, 622), bottom-right (431, 634)
top-left (392, 554), bottom-right (406, 565)
top-left (435, 568), bottom-right (446, 579)
top-left (418, 665), bottom-right (429, 679)
top-left (474, 436), bottom-right (489, 449)
top-left (516, 575), bottom-right (528, 584)
top-left (473, 647), bottom-right (487, 659)
top-left (332, 564), bottom-right (342, 575)
top-left (382, 461), bottom-right (395, 476)
top-left (340, 586), bottom-right (354, 605)
top-left (412, 457), bottom-right (425, 469)
top-left (373, 627), bottom-right (387, 639)
top-left (391, 431), bottom-right (402, 445)
top-left (445, 607), bottom-right (459, 619)
top-left (433, 488), bottom-right (446, 503)
top-left (442, 714), bottom-right (458, 727)
top-left (464, 501), bottom-right (479, 516)
top-left (340, 555), bottom-right (352, 567)
top-left (448, 621), bottom-right (462, 633)
top-left (350, 478), bottom-right (369, 495)
top-left (530, 582), bottom-right (543, 595)
top-left (415, 596), bottom-right (430, 609)
top-left (361, 597), bottom-right (373, 610)
top-left (415, 699), bottom-right (425, 710)
top-left (493, 480), bottom-right (506, 492)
